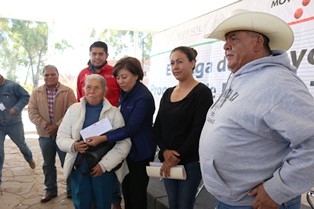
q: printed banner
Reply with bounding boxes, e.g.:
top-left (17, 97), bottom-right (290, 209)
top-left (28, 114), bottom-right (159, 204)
top-left (148, 0), bottom-right (314, 109)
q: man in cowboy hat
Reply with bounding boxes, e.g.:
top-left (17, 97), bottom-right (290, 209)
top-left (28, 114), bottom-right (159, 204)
top-left (199, 9), bottom-right (314, 209)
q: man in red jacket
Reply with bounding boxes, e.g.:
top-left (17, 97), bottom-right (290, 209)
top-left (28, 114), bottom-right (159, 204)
top-left (76, 41), bottom-right (120, 107)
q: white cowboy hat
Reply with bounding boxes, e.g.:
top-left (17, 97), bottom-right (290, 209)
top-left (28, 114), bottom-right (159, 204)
top-left (204, 9), bottom-right (294, 51)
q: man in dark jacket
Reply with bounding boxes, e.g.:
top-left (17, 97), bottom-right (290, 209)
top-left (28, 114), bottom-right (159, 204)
top-left (0, 73), bottom-right (35, 190)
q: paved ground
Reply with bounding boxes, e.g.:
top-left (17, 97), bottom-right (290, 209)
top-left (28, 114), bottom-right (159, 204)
top-left (0, 110), bottom-right (125, 209)
top-left (0, 110), bottom-right (74, 209)
top-left (1, 134), bottom-right (74, 209)
top-left (0, 110), bottom-right (312, 209)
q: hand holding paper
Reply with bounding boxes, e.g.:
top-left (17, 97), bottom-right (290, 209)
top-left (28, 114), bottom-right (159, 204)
top-left (146, 162), bottom-right (186, 180)
top-left (80, 117), bottom-right (112, 142)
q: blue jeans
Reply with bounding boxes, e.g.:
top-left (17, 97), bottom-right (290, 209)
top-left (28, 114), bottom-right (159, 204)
top-left (71, 160), bottom-right (115, 209)
top-left (112, 174), bottom-right (122, 206)
top-left (163, 161), bottom-right (202, 209)
top-left (215, 195), bottom-right (301, 209)
top-left (39, 136), bottom-right (70, 195)
top-left (0, 121), bottom-right (33, 184)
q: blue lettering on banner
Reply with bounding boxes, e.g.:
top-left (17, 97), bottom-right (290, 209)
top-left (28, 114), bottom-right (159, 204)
top-left (166, 64), bottom-right (171, 76)
top-left (194, 62), bottom-right (213, 78)
top-left (217, 57), bottom-right (228, 72)
top-left (150, 85), bottom-right (168, 96)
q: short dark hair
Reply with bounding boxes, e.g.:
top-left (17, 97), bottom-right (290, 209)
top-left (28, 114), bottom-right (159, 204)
top-left (89, 41), bottom-right (108, 53)
top-left (113, 57), bottom-right (144, 81)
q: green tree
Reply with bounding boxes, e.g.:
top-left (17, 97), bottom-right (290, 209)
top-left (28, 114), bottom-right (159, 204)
top-left (0, 18), bottom-right (71, 88)
top-left (139, 32), bottom-right (152, 62)
top-left (91, 29), bottom-right (152, 62)
top-left (0, 18), bottom-right (47, 87)
top-left (0, 18), bottom-right (24, 81)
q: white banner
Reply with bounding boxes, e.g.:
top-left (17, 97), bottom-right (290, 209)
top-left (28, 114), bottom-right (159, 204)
top-left (148, 0), bottom-right (314, 108)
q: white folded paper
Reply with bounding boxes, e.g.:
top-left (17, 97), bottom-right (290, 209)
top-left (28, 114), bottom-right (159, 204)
top-left (146, 162), bottom-right (186, 180)
top-left (79, 117), bottom-right (112, 142)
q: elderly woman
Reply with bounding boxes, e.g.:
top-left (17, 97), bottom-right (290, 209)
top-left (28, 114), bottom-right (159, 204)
top-left (56, 74), bottom-right (131, 209)
top-left (86, 57), bottom-right (156, 209)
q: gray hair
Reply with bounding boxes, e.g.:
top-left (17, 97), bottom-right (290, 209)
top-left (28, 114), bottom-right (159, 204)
top-left (248, 31), bottom-right (271, 54)
top-left (84, 74), bottom-right (107, 90)
top-left (43, 65), bottom-right (59, 75)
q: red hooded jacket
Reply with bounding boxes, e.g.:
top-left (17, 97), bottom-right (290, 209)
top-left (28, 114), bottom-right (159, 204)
top-left (76, 64), bottom-right (120, 106)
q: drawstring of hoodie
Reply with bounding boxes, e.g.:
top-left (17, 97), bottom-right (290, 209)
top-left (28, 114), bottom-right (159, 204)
top-left (211, 73), bottom-right (235, 110)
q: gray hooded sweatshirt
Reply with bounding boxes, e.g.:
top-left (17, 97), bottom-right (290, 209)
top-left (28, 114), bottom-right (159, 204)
top-left (199, 50), bottom-right (314, 206)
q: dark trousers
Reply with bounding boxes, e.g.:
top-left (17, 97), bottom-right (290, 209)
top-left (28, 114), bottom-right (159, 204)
top-left (39, 136), bottom-right (70, 195)
top-left (122, 156), bottom-right (154, 209)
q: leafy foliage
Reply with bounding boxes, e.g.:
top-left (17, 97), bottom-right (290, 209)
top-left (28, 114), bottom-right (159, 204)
top-left (92, 29), bottom-right (152, 61)
top-left (0, 18), bottom-right (71, 89)
top-left (0, 18), bottom-right (152, 90)
top-left (0, 18), bottom-right (48, 88)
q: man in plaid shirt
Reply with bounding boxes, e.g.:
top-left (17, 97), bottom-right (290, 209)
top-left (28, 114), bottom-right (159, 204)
top-left (28, 65), bottom-right (77, 203)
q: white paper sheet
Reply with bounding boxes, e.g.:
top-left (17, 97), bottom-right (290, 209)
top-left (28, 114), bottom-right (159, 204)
top-left (0, 103), bottom-right (6, 111)
top-left (79, 117), bottom-right (112, 142)
top-left (146, 162), bottom-right (187, 180)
